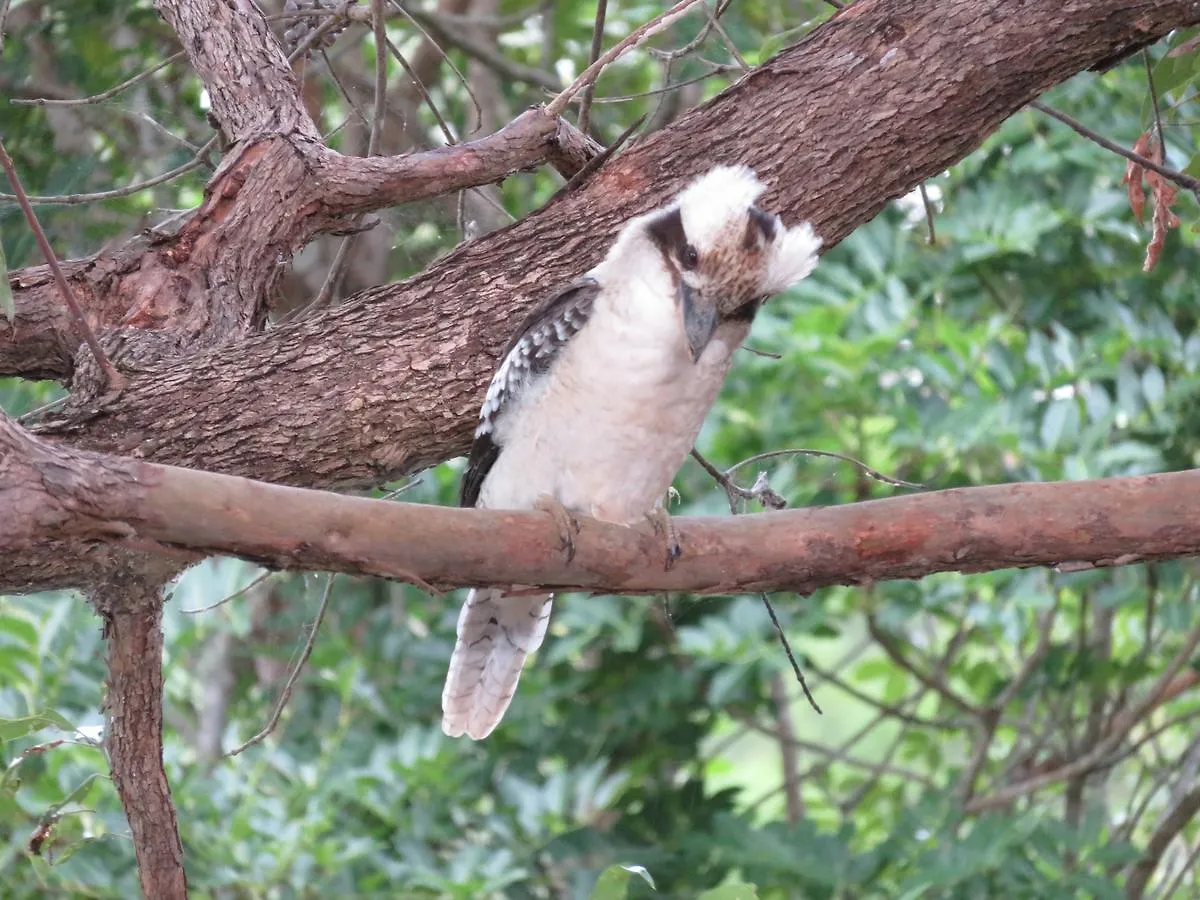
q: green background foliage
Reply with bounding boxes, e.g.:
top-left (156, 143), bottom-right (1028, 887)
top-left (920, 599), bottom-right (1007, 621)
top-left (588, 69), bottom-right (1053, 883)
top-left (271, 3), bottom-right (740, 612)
top-left (3, 1), bottom-right (1200, 897)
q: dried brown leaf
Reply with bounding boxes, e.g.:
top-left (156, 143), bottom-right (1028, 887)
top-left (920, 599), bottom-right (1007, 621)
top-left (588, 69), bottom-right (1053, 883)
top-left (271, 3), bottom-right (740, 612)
top-left (1139, 140), bottom-right (1182, 272)
top-left (1124, 131), bottom-right (1155, 225)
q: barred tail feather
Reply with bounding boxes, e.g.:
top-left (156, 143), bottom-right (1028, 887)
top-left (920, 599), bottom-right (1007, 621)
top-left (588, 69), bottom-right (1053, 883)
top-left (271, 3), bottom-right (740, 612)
top-left (441, 588), bottom-right (553, 740)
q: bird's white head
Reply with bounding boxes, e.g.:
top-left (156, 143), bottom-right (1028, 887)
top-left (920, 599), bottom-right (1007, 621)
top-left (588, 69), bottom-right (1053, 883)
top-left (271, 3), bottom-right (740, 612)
top-left (640, 165), bottom-right (822, 361)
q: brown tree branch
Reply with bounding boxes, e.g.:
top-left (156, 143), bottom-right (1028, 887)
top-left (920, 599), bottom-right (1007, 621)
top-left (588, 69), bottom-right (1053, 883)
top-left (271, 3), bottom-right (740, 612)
top-left (2, 0), bottom-right (1198, 589)
top-left (94, 559), bottom-right (187, 900)
top-left (1125, 783), bottom-right (1200, 898)
top-left (6, 410), bottom-right (1200, 595)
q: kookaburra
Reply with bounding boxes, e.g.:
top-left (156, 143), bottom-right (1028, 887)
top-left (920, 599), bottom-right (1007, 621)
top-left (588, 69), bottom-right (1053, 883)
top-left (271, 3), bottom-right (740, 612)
top-left (441, 165), bottom-right (822, 740)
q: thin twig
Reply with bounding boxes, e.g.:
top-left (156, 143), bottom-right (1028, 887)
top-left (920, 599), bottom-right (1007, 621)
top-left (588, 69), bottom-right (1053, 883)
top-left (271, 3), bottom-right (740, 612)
top-left (386, 0), bottom-right (481, 133)
top-left (0, 140), bottom-right (123, 391)
top-left (311, 0), bottom-right (392, 309)
top-left (577, 0), bottom-right (609, 136)
top-left (227, 573), bottom-right (336, 757)
top-left (762, 593), bottom-right (822, 713)
top-left (1143, 50), bottom-right (1167, 154)
top-left (866, 614), bottom-right (976, 716)
top-left (917, 182), bottom-right (937, 244)
top-left (648, 0), bottom-right (729, 62)
top-left (320, 49), bottom-right (372, 130)
top-left (582, 65), bottom-right (737, 104)
top-left (404, 5), bottom-right (559, 91)
top-left (12, 52), bottom-right (186, 107)
top-left (182, 570), bottom-right (275, 615)
top-left (725, 447), bottom-right (925, 490)
top-left (546, 0), bottom-right (709, 117)
top-left (1030, 100), bottom-right (1200, 199)
top-left (1153, 836), bottom-right (1200, 900)
top-left (0, 139), bottom-right (214, 206)
top-left (385, 36), bottom-right (456, 144)
top-left (769, 672), bottom-right (805, 822)
top-left (549, 114), bottom-right (645, 201)
top-left (702, 1), bottom-right (748, 71)
top-left (1126, 783), bottom-right (1200, 899)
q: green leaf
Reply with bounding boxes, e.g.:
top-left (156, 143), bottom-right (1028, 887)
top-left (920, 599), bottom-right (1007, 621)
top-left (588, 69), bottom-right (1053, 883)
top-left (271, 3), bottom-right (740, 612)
top-left (0, 711), bottom-right (78, 742)
top-left (589, 864), bottom-right (656, 900)
top-left (697, 882), bottom-right (759, 900)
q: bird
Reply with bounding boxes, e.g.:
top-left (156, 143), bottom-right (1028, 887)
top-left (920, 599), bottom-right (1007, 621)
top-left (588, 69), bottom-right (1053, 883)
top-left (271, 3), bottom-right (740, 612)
top-left (441, 164), bottom-right (822, 740)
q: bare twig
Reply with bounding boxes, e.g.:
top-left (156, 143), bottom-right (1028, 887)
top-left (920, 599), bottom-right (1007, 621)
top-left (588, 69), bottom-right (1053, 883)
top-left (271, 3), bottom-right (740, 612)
top-left (0, 141), bottom-right (123, 391)
top-left (386, 0), bottom-right (482, 133)
top-left (1126, 784), bottom-right (1200, 899)
top-left (584, 65), bottom-right (738, 104)
top-left (403, 5), bottom-right (560, 91)
top-left (762, 593), bottom-right (822, 713)
top-left (1031, 100), bottom-right (1200, 199)
top-left (577, 0), bottom-right (609, 136)
top-left (549, 114), bottom-right (645, 201)
top-left (917, 182), bottom-right (937, 244)
top-left (702, 1), bottom-right (748, 71)
top-left (0, 137), bottom-right (216, 205)
top-left (769, 672), bottom-right (805, 822)
top-left (12, 51), bottom-right (187, 107)
top-left (546, 0), bottom-right (709, 117)
top-left (967, 615), bottom-right (1200, 814)
top-left (385, 36), bottom-right (456, 143)
top-left (1143, 50), bottom-right (1166, 153)
top-left (228, 573), bottom-right (336, 757)
top-left (182, 569), bottom-right (275, 615)
top-left (867, 614), bottom-right (977, 716)
top-left (725, 447), bottom-right (925, 490)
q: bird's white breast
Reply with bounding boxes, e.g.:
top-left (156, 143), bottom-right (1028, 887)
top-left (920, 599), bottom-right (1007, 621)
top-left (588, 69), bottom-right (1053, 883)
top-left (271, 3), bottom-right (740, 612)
top-left (479, 265), bottom-right (744, 524)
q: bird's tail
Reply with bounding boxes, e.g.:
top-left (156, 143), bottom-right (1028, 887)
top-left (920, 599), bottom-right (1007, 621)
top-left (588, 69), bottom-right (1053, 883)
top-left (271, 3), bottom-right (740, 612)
top-left (441, 588), bottom-right (553, 740)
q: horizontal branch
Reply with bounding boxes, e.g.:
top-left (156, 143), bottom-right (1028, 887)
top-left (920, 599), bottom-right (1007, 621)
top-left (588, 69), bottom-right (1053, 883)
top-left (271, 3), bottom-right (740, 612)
top-left (4, 413), bottom-right (1199, 595)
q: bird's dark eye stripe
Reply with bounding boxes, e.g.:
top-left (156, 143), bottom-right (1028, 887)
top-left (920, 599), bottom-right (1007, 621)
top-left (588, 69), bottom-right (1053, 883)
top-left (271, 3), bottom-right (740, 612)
top-left (744, 206), bottom-right (777, 249)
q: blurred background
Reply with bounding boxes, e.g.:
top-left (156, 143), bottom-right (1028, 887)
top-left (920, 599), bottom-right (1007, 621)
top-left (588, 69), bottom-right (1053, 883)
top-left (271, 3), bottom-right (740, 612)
top-left (2, 1), bottom-right (1200, 897)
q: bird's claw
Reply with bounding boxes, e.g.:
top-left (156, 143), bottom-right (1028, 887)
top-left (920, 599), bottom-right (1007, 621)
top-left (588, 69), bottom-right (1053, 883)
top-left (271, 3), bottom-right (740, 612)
top-left (535, 494), bottom-right (580, 564)
top-left (646, 507), bottom-right (682, 571)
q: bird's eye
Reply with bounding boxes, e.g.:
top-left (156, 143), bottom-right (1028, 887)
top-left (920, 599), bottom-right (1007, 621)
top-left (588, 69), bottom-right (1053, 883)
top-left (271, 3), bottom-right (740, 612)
top-left (681, 245), bottom-right (699, 270)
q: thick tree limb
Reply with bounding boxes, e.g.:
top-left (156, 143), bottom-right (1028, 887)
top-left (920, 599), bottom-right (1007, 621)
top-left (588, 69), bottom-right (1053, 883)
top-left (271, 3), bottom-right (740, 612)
top-left (94, 560), bottom-right (187, 900)
top-left (3, 413), bottom-right (1198, 595)
top-left (6, 0), bottom-right (1200, 586)
top-left (14, 0), bottom-right (1195, 473)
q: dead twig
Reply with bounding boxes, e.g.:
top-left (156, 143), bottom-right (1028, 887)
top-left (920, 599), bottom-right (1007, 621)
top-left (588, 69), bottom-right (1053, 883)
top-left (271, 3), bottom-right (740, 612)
top-left (228, 573), bottom-right (336, 757)
top-left (1031, 100), bottom-right (1200, 199)
top-left (0, 140), bottom-right (124, 392)
top-left (546, 0), bottom-right (709, 117)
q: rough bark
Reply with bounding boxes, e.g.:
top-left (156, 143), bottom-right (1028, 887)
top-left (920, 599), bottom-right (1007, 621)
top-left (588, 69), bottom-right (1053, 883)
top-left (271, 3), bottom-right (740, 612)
top-left (4, 412), bottom-right (1198, 596)
top-left (95, 561), bottom-right (187, 900)
top-left (4, 0), bottom-right (1192, 486)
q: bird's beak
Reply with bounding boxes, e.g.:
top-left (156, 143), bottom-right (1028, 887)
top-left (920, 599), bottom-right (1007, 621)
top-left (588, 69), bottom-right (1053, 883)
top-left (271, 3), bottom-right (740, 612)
top-left (681, 283), bottom-right (717, 362)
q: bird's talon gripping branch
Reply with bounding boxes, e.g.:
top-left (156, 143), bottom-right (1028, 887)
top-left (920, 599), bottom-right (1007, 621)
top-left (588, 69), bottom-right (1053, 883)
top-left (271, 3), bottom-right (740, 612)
top-left (646, 507), bottom-right (682, 571)
top-left (535, 493), bottom-right (581, 564)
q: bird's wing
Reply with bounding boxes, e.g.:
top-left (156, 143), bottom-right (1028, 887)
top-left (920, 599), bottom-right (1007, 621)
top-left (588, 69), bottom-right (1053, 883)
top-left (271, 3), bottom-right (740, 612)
top-left (461, 277), bottom-right (601, 507)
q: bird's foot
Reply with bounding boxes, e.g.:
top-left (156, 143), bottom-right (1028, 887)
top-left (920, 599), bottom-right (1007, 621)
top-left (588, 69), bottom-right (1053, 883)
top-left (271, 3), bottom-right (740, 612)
top-left (535, 494), bottom-right (581, 564)
top-left (645, 507), bottom-right (682, 571)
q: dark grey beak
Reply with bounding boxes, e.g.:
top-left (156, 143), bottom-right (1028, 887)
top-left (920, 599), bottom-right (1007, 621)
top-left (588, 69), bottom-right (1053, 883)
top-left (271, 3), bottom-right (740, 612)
top-left (681, 282), bottom-right (717, 362)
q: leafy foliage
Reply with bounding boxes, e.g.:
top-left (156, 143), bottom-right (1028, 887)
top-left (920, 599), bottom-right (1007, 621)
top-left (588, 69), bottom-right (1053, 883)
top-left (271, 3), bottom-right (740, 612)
top-left (4, 3), bottom-right (1200, 900)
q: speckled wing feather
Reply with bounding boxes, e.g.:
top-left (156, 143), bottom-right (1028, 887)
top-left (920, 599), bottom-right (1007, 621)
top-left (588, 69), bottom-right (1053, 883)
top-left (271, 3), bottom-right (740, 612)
top-left (461, 277), bottom-right (601, 508)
